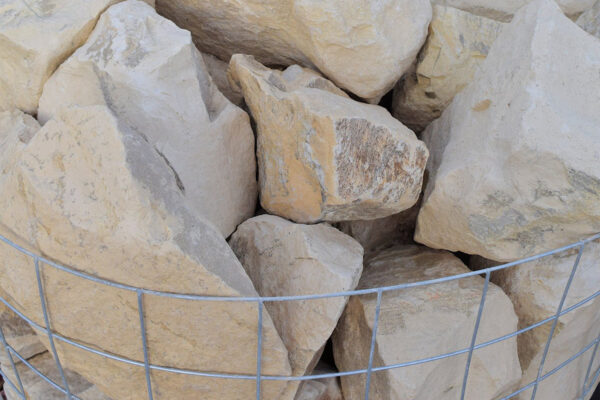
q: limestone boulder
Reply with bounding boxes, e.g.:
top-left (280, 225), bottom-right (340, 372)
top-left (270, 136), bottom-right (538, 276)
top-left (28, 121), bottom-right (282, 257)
top-left (577, 0), bottom-right (600, 37)
top-left (156, 0), bottom-right (432, 102)
top-left (415, 0), bottom-right (600, 261)
top-left (333, 246), bottom-right (521, 400)
top-left (0, 105), bottom-right (291, 400)
top-left (229, 55), bottom-right (428, 223)
top-left (0, 0), bottom-right (126, 114)
top-left (336, 198), bottom-right (421, 254)
top-left (3, 352), bottom-right (112, 400)
top-left (431, 0), bottom-right (595, 21)
top-left (230, 214), bottom-right (363, 399)
top-left (488, 240), bottom-right (600, 400)
top-left (393, 6), bottom-right (504, 131)
top-left (202, 53), bottom-right (244, 107)
top-left (38, 0), bottom-right (256, 237)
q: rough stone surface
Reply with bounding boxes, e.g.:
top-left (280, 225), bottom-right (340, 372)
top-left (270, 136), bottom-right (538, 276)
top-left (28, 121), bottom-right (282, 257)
top-left (0, 300), bottom-right (46, 366)
top-left (296, 363), bottom-right (344, 400)
top-left (201, 53), bottom-right (244, 107)
top-left (333, 246), bottom-right (521, 400)
top-left (229, 55), bottom-right (428, 223)
top-left (393, 6), bottom-right (504, 132)
top-left (486, 240), bottom-right (600, 400)
top-left (3, 352), bottom-right (112, 400)
top-left (577, 0), bottom-right (600, 37)
top-left (0, 110), bottom-right (39, 173)
top-left (0, 0), bottom-right (124, 114)
top-left (0, 105), bottom-right (290, 400)
top-left (431, 0), bottom-right (596, 21)
top-left (415, 0), bottom-right (600, 261)
top-left (156, 0), bottom-right (432, 101)
top-left (38, 0), bottom-right (257, 237)
top-left (336, 198), bottom-right (421, 254)
top-left (230, 214), bottom-right (363, 399)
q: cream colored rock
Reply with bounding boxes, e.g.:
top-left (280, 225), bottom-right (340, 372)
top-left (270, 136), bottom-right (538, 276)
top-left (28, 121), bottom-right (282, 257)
top-left (0, 301), bottom-right (46, 366)
top-left (230, 214), bottom-right (363, 399)
top-left (393, 6), bottom-right (504, 131)
top-left (38, 0), bottom-right (256, 237)
top-left (202, 53), bottom-right (244, 107)
top-left (3, 352), bottom-right (112, 400)
top-left (431, 0), bottom-right (595, 20)
top-left (490, 240), bottom-right (600, 400)
top-left (415, 0), bottom-right (600, 261)
top-left (336, 198), bottom-right (421, 254)
top-left (229, 55), bottom-right (428, 223)
top-left (0, 105), bottom-right (291, 400)
top-left (0, 110), bottom-right (39, 173)
top-left (577, 0), bottom-right (600, 37)
top-left (156, 0), bottom-right (432, 101)
top-left (333, 246), bottom-right (521, 400)
top-left (0, 0), bottom-right (124, 114)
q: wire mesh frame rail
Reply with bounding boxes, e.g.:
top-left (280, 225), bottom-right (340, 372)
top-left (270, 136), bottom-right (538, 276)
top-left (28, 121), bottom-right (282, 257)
top-left (0, 233), bottom-right (598, 400)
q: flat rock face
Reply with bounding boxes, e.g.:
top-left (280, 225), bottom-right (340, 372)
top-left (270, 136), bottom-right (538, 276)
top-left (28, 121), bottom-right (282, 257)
top-left (230, 214), bottom-right (363, 399)
top-left (393, 6), bottom-right (504, 132)
top-left (229, 55), bottom-right (428, 223)
top-left (3, 352), bottom-right (112, 400)
top-left (577, 0), bottom-right (600, 37)
top-left (333, 246), bottom-right (521, 400)
top-left (155, 0), bottom-right (432, 101)
top-left (431, 0), bottom-right (595, 20)
top-left (38, 0), bottom-right (257, 237)
top-left (0, 0), bottom-right (122, 114)
top-left (415, 0), bottom-right (600, 261)
top-left (492, 240), bottom-right (600, 400)
top-left (0, 105), bottom-right (291, 400)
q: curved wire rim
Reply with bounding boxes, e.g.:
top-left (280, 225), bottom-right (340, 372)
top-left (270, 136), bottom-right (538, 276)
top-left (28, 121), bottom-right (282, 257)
top-left (0, 232), bottom-right (598, 302)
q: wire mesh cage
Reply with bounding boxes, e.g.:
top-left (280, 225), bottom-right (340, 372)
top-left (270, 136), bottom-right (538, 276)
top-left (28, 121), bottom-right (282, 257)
top-left (0, 232), bottom-right (599, 400)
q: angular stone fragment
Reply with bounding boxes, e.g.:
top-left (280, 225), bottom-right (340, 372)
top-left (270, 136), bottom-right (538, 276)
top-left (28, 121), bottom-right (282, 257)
top-left (577, 0), bottom-right (600, 37)
top-left (415, 0), bottom-right (600, 261)
top-left (296, 364), bottom-right (343, 400)
top-left (333, 246), bottom-right (521, 400)
top-left (336, 199), bottom-right (421, 254)
top-left (229, 55), bottom-right (428, 223)
top-left (156, 0), bottom-right (432, 101)
top-left (230, 214), bottom-right (363, 399)
top-left (202, 53), bottom-right (244, 107)
top-left (0, 300), bottom-right (46, 366)
top-left (0, 0), bottom-right (124, 114)
top-left (2, 352), bottom-right (112, 400)
top-left (431, 0), bottom-right (595, 21)
top-left (38, 0), bottom-right (256, 237)
top-left (0, 105), bottom-right (290, 400)
top-left (482, 240), bottom-right (600, 400)
top-left (393, 6), bottom-right (504, 131)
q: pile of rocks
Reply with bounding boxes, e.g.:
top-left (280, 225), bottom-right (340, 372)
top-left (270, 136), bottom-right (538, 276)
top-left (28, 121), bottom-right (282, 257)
top-left (0, 0), bottom-right (598, 399)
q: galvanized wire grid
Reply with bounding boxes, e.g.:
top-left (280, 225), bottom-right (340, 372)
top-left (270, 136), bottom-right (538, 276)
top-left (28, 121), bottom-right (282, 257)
top-left (0, 232), bottom-right (599, 400)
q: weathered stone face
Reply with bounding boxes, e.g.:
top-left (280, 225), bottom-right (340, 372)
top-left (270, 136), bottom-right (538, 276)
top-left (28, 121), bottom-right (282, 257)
top-left (333, 246), bottom-right (521, 400)
top-left (155, 0), bottom-right (432, 102)
top-left (295, 363), bottom-right (344, 400)
top-left (393, 6), bottom-right (504, 132)
top-left (2, 352), bottom-right (112, 400)
top-left (0, 0), bottom-right (127, 114)
top-left (0, 105), bottom-right (290, 400)
top-left (228, 54), bottom-right (428, 223)
top-left (201, 53), bottom-right (244, 107)
top-left (577, 0), bottom-right (600, 37)
top-left (431, 0), bottom-right (595, 21)
top-left (488, 240), bottom-right (600, 400)
top-left (415, 0), bottom-right (600, 261)
top-left (38, 0), bottom-right (257, 237)
top-left (230, 214), bottom-right (363, 399)
top-left (0, 299), bottom-right (46, 367)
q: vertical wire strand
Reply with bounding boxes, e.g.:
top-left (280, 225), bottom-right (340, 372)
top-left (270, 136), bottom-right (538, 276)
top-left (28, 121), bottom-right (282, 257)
top-left (461, 270), bottom-right (490, 399)
top-left (364, 289), bottom-right (383, 400)
top-left (580, 332), bottom-right (600, 399)
top-left (256, 300), bottom-right (263, 400)
top-left (137, 290), bottom-right (154, 400)
top-left (530, 244), bottom-right (585, 400)
top-left (0, 325), bottom-right (25, 398)
top-left (34, 257), bottom-right (72, 399)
